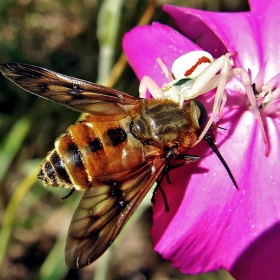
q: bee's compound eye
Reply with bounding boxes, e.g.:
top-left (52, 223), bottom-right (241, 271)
top-left (193, 100), bottom-right (208, 128)
top-left (172, 51), bottom-right (214, 80)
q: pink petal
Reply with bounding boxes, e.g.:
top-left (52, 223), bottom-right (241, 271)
top-left (164, 1), bottom-right (280, 83)
top-left (151, 107), bottom-right (280, 279)
top-left (123, 4), bottom-right (280, 279)
top-left (249, 0), bottom-right (276, 14)
top-left (249, 0), bottom-right (280, 82)
top-left (163, 5), bottom-right (261, 79)
top-left (122, 22), bottom-right (201, 87)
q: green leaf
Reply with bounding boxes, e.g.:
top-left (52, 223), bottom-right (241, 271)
top-left (0, 117), bottom-right (31, 183)
top-left (97, 0), bottom-right (125, 83)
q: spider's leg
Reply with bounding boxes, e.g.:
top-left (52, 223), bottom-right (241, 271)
top-left (230, 67), bottom-right (269, 155)
top-left (192, 56), bottom-right (231, 146)
top-left (219, 90), bottom-right (228, 120)
top-left (139, 75), bottom-right (163, 99)
top-left (184, 55), bottom-right (230, 100)
top-left (156, 57), bottom-right (173, 81)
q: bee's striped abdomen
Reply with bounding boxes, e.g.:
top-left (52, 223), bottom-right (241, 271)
top-left (38, 150), bottom-right (72, 187)
top-left (38, 115), bottom-right (144, 190)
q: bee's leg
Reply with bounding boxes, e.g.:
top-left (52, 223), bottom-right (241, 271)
top-left (168, 154), bottom-right (200, 171)
top-left (151, 153), bottom-right (199, 211)
top-left (152, 184), bottom-right (170, 212)
top-left (174, 154), bottom-right (200, 162)
top-left (152, 158), bottom-right (172, 204)
top-left (61, 188), bottom-right (75, 199)
top-left (159, 154), bottom-right (200, 183)
top-left (151, 150), bottom-right (178, 211)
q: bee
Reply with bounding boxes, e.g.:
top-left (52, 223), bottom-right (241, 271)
top-left (0, 62), bottom-right (233, 269)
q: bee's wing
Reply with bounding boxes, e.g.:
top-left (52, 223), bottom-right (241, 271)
top-left (0, 63), bottom-right (139, 116)
top-left (65, 158), bottom-right (168, 269)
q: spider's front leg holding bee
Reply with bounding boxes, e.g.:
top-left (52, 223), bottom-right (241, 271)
top-left (140, 50), bottom-right (269, 155)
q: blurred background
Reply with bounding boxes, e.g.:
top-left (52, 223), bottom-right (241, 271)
top-left (0, 0), bottom-right (248, 279)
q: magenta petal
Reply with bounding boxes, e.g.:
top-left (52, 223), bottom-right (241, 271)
top-left (251, 2), bottom-right (280, 82)
top-left (164, 1), bottom-right (280, 83)
top-left (151, 110), bottom-right (280, 279)
top-left (122, 22), bottom-right (201, 86)
top-left (163, 5), bottom-right (262, 78)
top-left (249, 0), bottom-right (277, 14)
top-left (123, 2), bottom-right (280, 279)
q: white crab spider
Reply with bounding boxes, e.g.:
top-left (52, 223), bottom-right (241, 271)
top-left (139, 51), bottom-right (269, 155)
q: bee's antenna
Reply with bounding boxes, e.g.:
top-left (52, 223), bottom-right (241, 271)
top-left (204, 133), bottom-right (238, 189)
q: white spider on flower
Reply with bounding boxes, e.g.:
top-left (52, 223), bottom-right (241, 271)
top-left (139, 50), bottom-right (269, 155)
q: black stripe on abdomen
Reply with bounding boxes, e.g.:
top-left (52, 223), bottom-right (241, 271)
top-left (107, 128), bottom-right (127, 146)
top-left (50, 151), bottom-right (71, 183)
top-left (89, 138), bottom-right (103, 152)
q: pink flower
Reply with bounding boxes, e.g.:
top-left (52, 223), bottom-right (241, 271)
top-left (122, 0), bottom-right (280, 279)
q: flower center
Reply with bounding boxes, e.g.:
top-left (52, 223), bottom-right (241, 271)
top-left (254, 73), bottom-right (280, 117)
